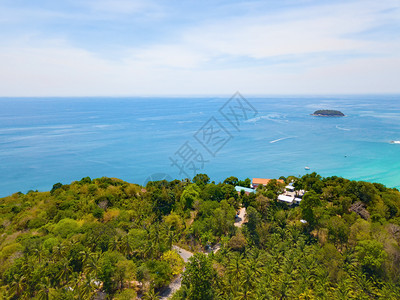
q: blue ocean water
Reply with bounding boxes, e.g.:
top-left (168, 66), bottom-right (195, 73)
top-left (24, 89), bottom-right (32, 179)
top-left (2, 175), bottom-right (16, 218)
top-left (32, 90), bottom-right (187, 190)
top-left (0, 95), bottom-right (399, 197)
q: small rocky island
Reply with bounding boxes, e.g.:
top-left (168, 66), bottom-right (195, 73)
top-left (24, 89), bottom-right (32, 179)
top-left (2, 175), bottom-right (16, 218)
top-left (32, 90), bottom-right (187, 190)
top-left (312, 109), bottom-right (345, 117)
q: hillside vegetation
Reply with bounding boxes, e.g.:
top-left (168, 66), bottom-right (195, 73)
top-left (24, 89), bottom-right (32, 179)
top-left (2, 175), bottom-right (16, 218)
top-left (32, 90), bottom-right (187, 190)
top-left (1, 173), bottom-right (400, 299)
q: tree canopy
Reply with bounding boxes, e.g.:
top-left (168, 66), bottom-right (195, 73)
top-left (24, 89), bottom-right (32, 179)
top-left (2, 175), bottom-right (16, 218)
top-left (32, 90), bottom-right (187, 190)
top-left (1, 173), bottom-right (400, 299)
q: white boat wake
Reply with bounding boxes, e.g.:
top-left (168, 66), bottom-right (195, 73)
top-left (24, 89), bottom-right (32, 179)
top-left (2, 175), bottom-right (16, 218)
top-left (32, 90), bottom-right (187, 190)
top-left (246, 114), bottom-right (288, 124)
top-left (336, 125), bottom-right (351, 131)
top-left (270, 136), bottom-right (296, 144)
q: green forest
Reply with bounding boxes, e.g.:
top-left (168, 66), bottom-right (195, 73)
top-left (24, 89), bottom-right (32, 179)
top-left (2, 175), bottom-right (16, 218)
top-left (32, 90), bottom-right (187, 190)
top-left (1, 173), bottom-right (400, 299)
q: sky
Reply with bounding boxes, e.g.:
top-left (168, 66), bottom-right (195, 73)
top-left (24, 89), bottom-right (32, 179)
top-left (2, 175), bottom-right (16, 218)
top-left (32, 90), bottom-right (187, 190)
top-left (0, 0), bottom-right (399, 96)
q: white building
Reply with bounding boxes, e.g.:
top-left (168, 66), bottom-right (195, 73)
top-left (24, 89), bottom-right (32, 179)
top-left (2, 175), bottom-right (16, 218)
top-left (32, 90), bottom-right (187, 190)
top-left (278, 194), bottom-right (294, 205)
top-left (294, 197), bottom-right (302, 204)
top-left (285, 185), bottom-right (295, 192)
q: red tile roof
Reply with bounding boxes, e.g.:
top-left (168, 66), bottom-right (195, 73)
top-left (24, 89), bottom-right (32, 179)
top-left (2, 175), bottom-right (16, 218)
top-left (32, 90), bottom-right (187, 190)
top-left (252, 178), bottom-right (284, 185)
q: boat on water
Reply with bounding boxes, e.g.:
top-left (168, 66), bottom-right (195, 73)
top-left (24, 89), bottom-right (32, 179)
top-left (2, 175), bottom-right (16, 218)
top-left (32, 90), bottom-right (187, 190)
top-left (305, 166), bottom-right (310, 170)
top-left (390, 140), bottom-right (400, 144)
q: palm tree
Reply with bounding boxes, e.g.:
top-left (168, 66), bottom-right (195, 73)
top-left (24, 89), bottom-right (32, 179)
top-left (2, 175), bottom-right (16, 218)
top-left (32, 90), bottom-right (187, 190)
top-left (309, 264), bottom-right (330, 299)
top-left (275, 274), bottom-right (295, 299)
top-left (8, 274), bottom-right (26, 298)
top-left (332, 277), bottom-right (355, 300)
top-left (238, 267), bottom-right (256, 299)
top-left (166, 226), bottom-right (175, 249)
top-left (108, 235), bottom-right (120, 251)
top-left (84, 252), bottom-right (102, 278)
top-left (119, 234), bottom-right (134, 258)
top-left (143, 285), bottom-right (160, 300)
top-left (226, 252), bottom-right (244, 297)
top-left (79, 248), bottom-right (91, 266)
top-left (143, 239), bottom-right (155, 260)
top-left (380, 282), bottom-right (400, 299)
top-left (352, 270), bottom-right (379, 298)
top-left (58, 258), bottom-right (73, 286)
top-left (149, 224), bottom-right (161, 259)
top-left (32, 248), bottom-right (43, 264)
top-left (0, 286), bottom-right (7, 299)
top-left (36, 277), bottom-right (53, 300)
top-left (243, 250), bottom-right (264, 290)
top-left (52, 244), bottom-right (68, 262)
top-left (75, 275), bottom-right (98, 300)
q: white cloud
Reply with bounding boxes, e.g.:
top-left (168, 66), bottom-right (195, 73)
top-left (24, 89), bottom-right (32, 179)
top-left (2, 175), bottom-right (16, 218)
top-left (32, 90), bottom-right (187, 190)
top-left (182, 1), bottom-right (399, 60)
top-left (0, 0), bottom-right (164, 25)
top-left (1, 39), bottom-right (398, 96)
top-left (126, 45), bottom-right (208, 68)
top-left (82, 0), bottom-right (164, 17)
top-left (0, 0), bottom-right (399, 96)
top-left (301, 57), bottom-right (400, 94)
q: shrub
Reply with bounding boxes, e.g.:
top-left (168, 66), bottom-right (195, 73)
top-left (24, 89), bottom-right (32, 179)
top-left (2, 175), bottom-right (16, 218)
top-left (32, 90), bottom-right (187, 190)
top-left (53, 218), bottom-right (80, 238)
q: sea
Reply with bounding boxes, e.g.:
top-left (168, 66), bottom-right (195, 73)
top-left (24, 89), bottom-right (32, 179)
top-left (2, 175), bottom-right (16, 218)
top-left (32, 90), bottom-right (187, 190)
top-left (0, 95), bottom-right (399, 197)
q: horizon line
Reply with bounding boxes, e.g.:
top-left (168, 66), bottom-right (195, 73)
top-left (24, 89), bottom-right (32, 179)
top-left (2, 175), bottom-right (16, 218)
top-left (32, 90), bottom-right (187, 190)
top-left (0, 93), bottom-right (399, 99)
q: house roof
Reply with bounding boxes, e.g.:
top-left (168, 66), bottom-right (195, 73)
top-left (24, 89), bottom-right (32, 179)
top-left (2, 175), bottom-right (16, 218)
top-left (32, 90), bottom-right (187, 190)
top-left (252, 178), bottom-right (284, 185)
top-left (235, 186), bottom-right (255, 194)
top-left (278, 195), bottom-right (294, 203)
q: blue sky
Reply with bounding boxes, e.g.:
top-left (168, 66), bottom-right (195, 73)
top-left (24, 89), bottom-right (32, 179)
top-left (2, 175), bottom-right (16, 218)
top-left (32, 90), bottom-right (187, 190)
top-left (0, 0), bottom-right (399, 96)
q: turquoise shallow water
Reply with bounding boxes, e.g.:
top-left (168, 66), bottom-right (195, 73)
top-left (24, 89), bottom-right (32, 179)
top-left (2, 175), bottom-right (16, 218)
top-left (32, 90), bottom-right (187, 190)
top-left (0, 95), bottom-right (399, 196)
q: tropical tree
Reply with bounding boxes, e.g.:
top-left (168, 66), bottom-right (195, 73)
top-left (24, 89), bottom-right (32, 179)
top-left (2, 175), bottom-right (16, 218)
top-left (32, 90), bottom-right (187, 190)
top-left (8, 274), bottom-right (26, 299)
top-left (182, 253), bottom-right (216, 300)
top-left (193, 174), bottom-right (210, 187)
top-left (300, 191), bottom-right (321, 227)
top-left (35, 277), bottom-right (54, 300)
